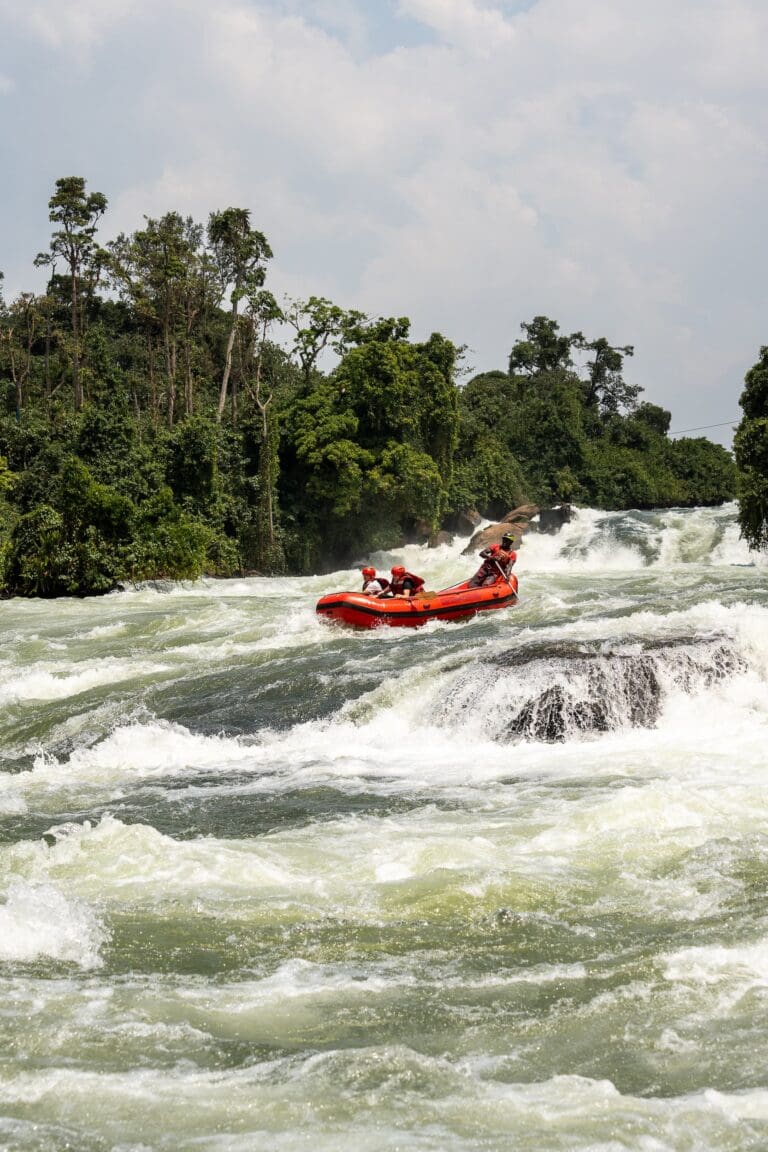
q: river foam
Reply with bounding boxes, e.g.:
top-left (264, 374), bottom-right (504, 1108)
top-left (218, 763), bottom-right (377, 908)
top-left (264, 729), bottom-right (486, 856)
top-left (0, 881), bottom-right (107, 967)
top-left (1, 505), bottom-right (767, 1151)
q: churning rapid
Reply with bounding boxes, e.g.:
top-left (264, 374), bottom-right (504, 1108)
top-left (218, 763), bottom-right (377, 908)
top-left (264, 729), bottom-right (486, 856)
top-left (2, 505), bottom-right (768, 1151)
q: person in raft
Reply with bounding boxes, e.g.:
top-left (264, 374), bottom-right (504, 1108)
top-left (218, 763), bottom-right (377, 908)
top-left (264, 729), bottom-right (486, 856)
top-left (469, 533), bottom-right (517, 587)
top-left (379, 565), bottom-right (425, 598)
top-left (361, 567), bottom-right (390, 595)
top-left (500, 532), bottom-right (518, 577)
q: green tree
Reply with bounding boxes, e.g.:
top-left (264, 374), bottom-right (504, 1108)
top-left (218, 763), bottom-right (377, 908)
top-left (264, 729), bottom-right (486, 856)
top-left (125, 487), bottom-right (213, 583)
top-left (284, 296), bottom-right (368, 388)
top-left (35, 177), bottom-right (108, 411)
top-left (3, 457), bottom-right (132, 598)
top-left (207, 208), bottom-right (272, 421)
top-left (665, 437), bottom-right (736, 506)
top-left (508, 316), bottom-right (582, 378)
top-left (109, 213), bottom-right (214, 428)
top-left (0, 293), bottom-right (49, 418)
top-left (244, 290), bottom-right (286, 570)
top-left (634, 402), bottom-right (672, 436)
top-left (735, 346), bottom-right (768, 549)
top-left (452, 372), bottom-right (529, 516)
top-left (577, 336), bottom-right (638, 414)
top-left (165, 416), bottom-right (219, 508)
top-left (282, 324), bottom-right (460, 568)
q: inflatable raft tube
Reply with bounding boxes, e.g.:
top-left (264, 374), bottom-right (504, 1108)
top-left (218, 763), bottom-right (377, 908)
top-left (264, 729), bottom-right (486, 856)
top-left (316, 576), bottom-right (518, 629)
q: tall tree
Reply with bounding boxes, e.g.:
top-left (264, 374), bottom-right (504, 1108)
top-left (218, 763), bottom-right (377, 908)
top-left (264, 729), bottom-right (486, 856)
top-left (109, 213), bottom-right (209, 429)
top-left (35, 177), bottom-right (107, 410)
top-left (207, 208), bottom-right (272, 422)
top-left (284, 323), bottom-right (461, 565)
top-left (284, 296), bottom-right (367, 388)
top-left (577, 336), bottom-right (638, 414)
top-left (245, 290), bottom-right (285, 569)
top-left (180, 239), bottom-right (219, 419)
top-left (508, 316), bottom-right (583, 378)
top-left (0, 293), bottom-right (48, 418)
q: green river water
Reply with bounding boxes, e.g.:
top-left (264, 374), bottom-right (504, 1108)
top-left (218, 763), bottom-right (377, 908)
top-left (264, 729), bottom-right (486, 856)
top-left (2, 505), bottom-right (768, 1151)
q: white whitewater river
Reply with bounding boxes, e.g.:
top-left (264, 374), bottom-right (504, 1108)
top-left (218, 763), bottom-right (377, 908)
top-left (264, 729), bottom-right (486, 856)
top-left (2, 504), bottom-right (768, 1151)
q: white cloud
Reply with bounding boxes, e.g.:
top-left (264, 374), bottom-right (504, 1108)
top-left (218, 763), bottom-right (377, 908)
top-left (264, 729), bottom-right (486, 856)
top-left (0, 0), bottom-right (142, 53)
top-left (203, 4), bottom-right (457, 177)
top-left (303, 0), bottom-right (370, 54)
top-left (397, 0), bottom-right (514, 54)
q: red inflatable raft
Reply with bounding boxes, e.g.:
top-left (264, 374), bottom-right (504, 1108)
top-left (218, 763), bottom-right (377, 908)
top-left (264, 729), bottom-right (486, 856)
top-left (316, 575), bottom-right (518, 629)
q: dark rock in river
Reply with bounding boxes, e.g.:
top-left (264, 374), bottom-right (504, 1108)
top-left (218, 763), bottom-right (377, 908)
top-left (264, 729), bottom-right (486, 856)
top-left (456, 508), bottom-right (482, 533)
top-left (463, 523), bottom-right (516, 554)
top-left (502, 503), bottom-right (540, 525)
top-left (437, 635), bottom-right (746, 742)
top-left (535, 504), bottom-right (573, 534)
top-left (463, 504), bottom-right (539, 555)
top-left (408, 518), bottom-right (433, 544)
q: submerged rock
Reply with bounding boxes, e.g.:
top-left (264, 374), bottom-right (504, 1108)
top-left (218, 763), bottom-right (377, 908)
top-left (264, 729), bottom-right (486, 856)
top-left (439, 635), bottom-right (746, 742)
top-left (536, 504), bottom-right (573, 534)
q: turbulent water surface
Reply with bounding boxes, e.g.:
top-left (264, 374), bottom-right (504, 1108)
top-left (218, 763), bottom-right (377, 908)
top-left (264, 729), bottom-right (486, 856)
top-left (2, 505), bottom-right (768, 1151)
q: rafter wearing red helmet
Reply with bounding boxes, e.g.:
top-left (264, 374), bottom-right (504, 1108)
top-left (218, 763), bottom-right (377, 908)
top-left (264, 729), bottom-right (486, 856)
top-left (381, 565), bottom-right (425, 598)
top-left (361, 566), bottom-right (389, 595)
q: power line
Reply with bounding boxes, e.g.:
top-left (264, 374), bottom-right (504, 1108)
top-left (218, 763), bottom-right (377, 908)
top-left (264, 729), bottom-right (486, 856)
top-left (669, 419), bottom-right (740, 436)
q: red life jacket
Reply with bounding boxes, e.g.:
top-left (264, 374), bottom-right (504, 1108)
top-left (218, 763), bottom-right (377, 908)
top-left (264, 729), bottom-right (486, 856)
top-left (475, 548), bottom-right (516, 584)
top-left (500, 548), bottom-right (516, 575)
top-left (390, 571), bottom-right (425, 595)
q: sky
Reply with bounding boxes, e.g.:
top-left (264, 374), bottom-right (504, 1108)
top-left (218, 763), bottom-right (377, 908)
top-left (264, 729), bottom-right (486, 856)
top-left (1, 0), bottom-right (767, 446)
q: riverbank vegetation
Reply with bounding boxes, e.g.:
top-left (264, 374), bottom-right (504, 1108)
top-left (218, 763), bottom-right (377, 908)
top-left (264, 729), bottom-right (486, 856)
top-left (734, 346), bottom-right (768, 551)
top-left (0, 177), bottom-right (737, 595)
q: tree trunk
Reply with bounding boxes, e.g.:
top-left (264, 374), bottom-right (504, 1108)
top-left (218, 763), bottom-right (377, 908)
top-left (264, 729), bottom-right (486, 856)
top-left (148, 337), bottom-right (159, 431)
top-left (4, 325), bottom-right (32, 421)
top-left (71, 268), bottom-right (82, 410)
top-left (184, 339), bottom-right (193, 418)
top-left (184, 298), bottom-right (197, 418)
top-left (255, 338), bottom-right (276, 554)
top-left (260, 403), bottom-right (274, 545)
top-left (217, 301), bottom-right (238, 422)
top-left (5, 331), bottom-right (22, 420)
top-left (165, 332), bottom-right (177, 430)
top-left (44, 309), bottom-right (51, 400)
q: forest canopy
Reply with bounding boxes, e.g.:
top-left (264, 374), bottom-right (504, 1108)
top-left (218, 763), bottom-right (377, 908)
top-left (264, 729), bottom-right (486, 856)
top-left (0, 177), bottom-right (739, 596)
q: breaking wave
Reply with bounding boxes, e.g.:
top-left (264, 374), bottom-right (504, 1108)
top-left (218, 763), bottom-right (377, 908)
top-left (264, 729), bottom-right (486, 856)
top-left (439, 635), bottom-right (747, 741)
top-left (0, 882), bottom-right (107, 967)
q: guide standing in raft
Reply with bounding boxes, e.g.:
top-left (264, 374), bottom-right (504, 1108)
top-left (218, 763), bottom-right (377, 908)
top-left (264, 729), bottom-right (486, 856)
top-left (469, 532), bottom-right (517, 587)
